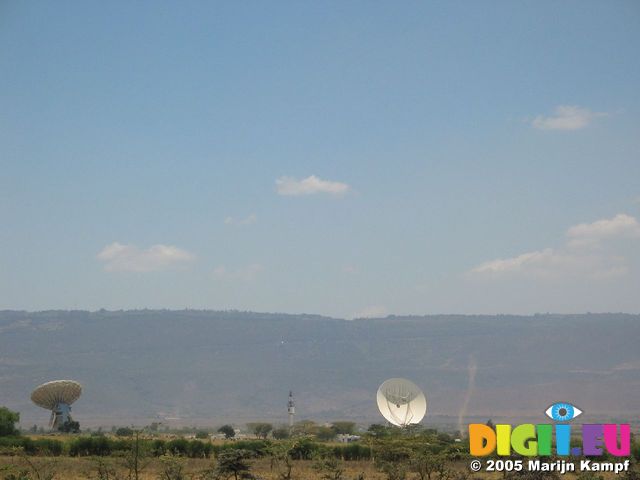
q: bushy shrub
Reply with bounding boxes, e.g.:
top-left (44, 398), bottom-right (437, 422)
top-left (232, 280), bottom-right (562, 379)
top-left (289, 438), bottom-right (321, 460)
top-left (151, 439), bottom-right (167, 457)
top-left (214, 440), bottom-right (270, 458)
top-left (332, 443), bottom-right (371, 461)
top-left (164, 438), bottom-right (213, 458)
top-left (0, 437), bottom-right (64, 456)
top-left (68, 436), bottom-right (113, 456)
top-left (166, 438), bottom-right (189, 456)
top-left (0, 407), bottom-right (20, 437)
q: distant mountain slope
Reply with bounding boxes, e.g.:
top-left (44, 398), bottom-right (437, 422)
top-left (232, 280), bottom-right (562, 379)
top-left (1, 310), bottom-right (638, 427)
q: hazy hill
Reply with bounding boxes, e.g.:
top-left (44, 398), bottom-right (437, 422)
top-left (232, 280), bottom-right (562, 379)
top-left (1, 310), bottom-right (638, 428)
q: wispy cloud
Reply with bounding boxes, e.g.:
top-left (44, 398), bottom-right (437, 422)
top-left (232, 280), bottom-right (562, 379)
top-left (224, 213), bottom-right (257, 226)
top-left (97, 242), bottom-right (195, 272)
top-left (471, 248), bottom-right (557, 275)
top-left (531, 105), bottom-right (607, 131)
top-left (469, 213), bottom-right (639, 279)
top-left (213, 264), bottom-right (264, 281)
top-left (275, 175), bottom-right (350, 196)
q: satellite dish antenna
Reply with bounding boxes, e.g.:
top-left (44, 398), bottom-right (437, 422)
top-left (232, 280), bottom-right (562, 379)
top-left (376, 378), bottom-right (427, 427)
top-left (31, 380), bottom-right (82, 430)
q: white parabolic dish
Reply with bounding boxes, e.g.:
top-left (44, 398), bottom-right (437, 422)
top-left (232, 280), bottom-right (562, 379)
top-left (31, 380), bottom-right (82, 410)
top-left (376, 378), bottom-right (427, 426)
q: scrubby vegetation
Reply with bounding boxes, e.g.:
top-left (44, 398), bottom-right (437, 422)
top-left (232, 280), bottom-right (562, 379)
top-left (0, 417), bottom-right (638, 480)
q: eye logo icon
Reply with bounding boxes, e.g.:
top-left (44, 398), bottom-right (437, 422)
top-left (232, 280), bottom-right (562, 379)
top-left (545, 402), bottom-right (582, 422)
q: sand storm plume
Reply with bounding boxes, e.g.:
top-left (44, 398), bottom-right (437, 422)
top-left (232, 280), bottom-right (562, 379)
top-left (458, 356), bottom-right (477, 435)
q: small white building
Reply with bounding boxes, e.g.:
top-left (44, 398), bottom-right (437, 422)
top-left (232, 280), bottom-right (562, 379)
top-left (336, 434), bottom-right (361, 443)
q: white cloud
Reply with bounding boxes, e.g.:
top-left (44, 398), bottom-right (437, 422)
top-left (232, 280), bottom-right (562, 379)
top-left (275, 175), bottom-right (350, 196)
top-left (469, 213), bottom-right (639, 280)
top-left (470, 248), bottom-right (628, 280)
top-left (224, 213), bottom-right (257, 226)
top-left (97, 242), bottom-right (195, 272)
top-left (566, 213), bottom-right (640, 248)
top-left (213, 264), bottom-right (263, 281)
top-left (351, 305), bottom-right (388, 319)
top-left (471, 248), bottom-right (556, 275)
top-left (531, 105), bottom-right (607, 131)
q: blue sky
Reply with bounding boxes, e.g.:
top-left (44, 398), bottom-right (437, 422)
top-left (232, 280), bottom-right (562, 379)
top-left (1, 1), bottom-right (639, 317)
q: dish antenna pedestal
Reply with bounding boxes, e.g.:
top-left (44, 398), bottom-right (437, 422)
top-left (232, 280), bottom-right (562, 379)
top-left (376, 378), bottom-right (427, 427)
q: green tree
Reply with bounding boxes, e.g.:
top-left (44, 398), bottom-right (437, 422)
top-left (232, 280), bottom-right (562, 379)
top-left (291, 420), bottom-right (316, 436)
top-left (374, 440), bottom-right (412, 480)
top-left (621, 462), bottom-right (640, 480)
top-left (331, 422), bottom-right (356, 435)
top-left (90, 457), bottom-right (119, 480)
top-left (269, 441), bottom-right (296, 480)
top-left (59, 419), bottom-right (80, 433)
top-left (315, 426), bottom-right (336, 442)
top-left (246, 422), bottom-right (273, 439)
top-left (122, 429), bottom-right (150, 480)
top-left (116, 427), bottom-right (134, 437)
top-left (0, 407), bottom-right (20, 437)
top-left (6, 449), bottom-right (57, 480)
top-left (218, 425), bottom-right (236, 439)
top-left (158, 455), bottom-right (185, 480)
top-left (213, 449), bottom-right (254, 480)
top-left (272, 427), bottom-right (290, 440)
top-left (313, 455), bottom-right (344, 480)
top-left (367, 424), bottom-right (392, 438)
top-left (410, 452), bottom-right (448, 480)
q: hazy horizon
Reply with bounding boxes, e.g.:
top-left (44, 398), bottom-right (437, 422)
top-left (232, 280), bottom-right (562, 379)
top-left (3, 310), bottom-right (639, 428)
top-left (2, 307), bottom-right (640, 319)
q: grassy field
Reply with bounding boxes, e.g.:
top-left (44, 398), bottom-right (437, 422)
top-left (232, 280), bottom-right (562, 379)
top-left (4, 454), bottom-right (634, 480)
top-left (0, 455), bottom-right (387, 480)
top-left (1, 432), bottom-right (637, 480)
